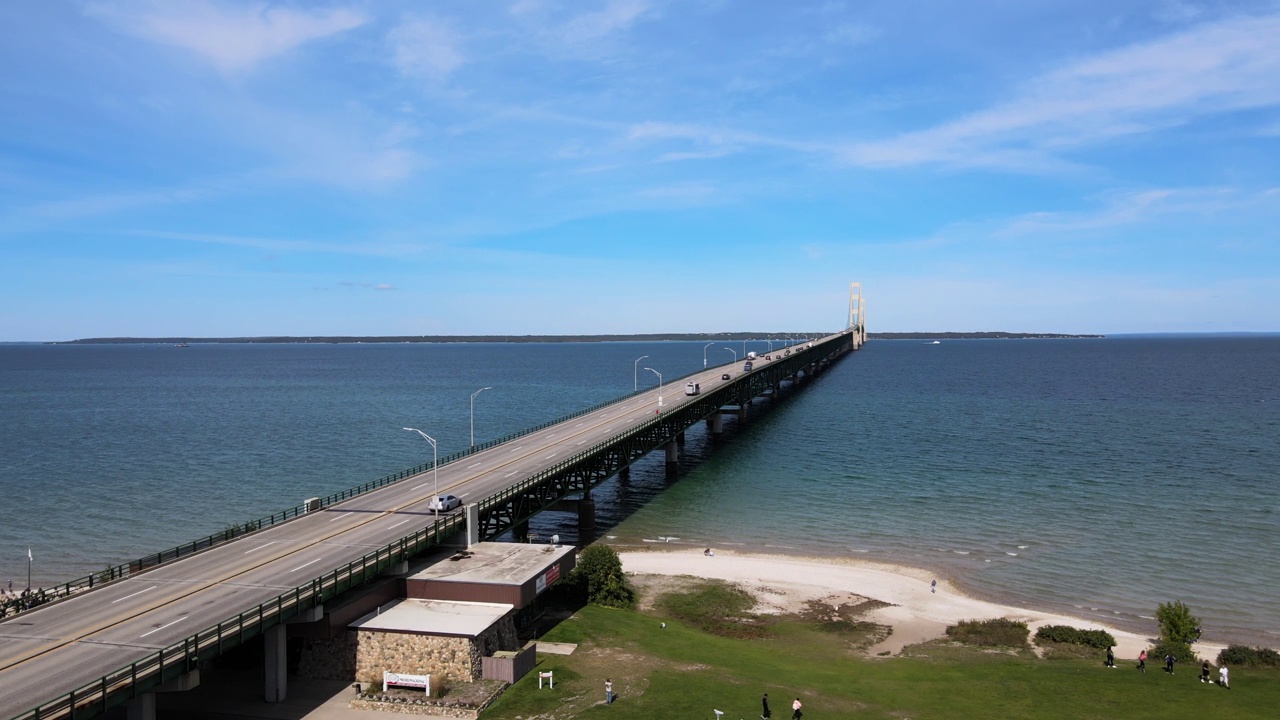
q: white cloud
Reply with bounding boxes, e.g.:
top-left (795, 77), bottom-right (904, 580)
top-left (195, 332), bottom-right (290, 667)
top-left (844, 13), bottom-right (1280, 170)
top-left (86, 0), bottom-right (365, 73)
top-left (996, 187), bottom-right (1274, 237)
top-left (388, 17), bottom-right (465, 81)
top-left (561, 0), bottom-right (650, 42)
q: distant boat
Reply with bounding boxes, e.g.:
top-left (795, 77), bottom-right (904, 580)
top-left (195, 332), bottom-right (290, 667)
top-left (931, 341), bottom-right (941, 345)
top-left (174, 343), bottom-right (189, 348)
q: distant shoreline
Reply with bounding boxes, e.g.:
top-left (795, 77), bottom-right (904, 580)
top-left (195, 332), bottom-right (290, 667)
top-left (50, 331), bottom-right (1103, 345)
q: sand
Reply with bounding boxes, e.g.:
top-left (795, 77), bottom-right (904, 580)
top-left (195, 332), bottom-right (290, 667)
top-left (619, 548), bottom-right (1227, 660)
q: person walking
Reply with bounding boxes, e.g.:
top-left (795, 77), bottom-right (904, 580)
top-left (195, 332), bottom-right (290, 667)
top-left (791, 697), bottom-right (803, 719)
top-left (931, 579), bottom-right (937, 594)
top-left (1219, 664), bottom-right (1229, 689)
top-left (761, 692), bottom-right (772, 719)
top-left (605, 678), bottom-right (613, 704)
top-left (1105, 646), bottom-right (1115, 668)
top-left (1200, 661), bottom-right (1211, 683)
top-left (1164, 652), bottom-right (1175, 674)
top-left (1137, 649), bottom-right (1146, 673)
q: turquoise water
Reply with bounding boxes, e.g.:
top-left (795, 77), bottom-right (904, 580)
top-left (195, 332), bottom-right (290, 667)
top-left (1, 337), bottom-right (1276, 646)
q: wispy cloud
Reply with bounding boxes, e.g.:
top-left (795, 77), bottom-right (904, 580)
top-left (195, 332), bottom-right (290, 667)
top-left (85, 0), bottom-right (365, 73)
top-left (844, 13), bottom-right (1280, 170)
top-left (996, 187), bottom-right (1275, 237)
top-left (388, 16), bottom-right (465, 81)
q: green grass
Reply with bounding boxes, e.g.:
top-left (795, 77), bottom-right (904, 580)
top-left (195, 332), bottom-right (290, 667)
top-left (485, 586), bottom-right (1280, 720)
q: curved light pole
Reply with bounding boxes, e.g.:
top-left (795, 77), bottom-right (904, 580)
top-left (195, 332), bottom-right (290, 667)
top-left (724, 347), bottom-right (737, 362)
top-left (633, 355), bottom-right (648, 392)
top-left (703, 342), bottom-right (714, 368)
top-left (470, 386), bottom-right (492, 448)
top-left (403, 427), bottom-right (440, 515)
top-left (766, 339), bottom-right (775, 352)
top-left (644, 367), bottom-right (663, 408)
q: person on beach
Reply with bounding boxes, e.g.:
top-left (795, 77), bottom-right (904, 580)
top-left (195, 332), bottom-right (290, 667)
top-left (1105, 646), bottom-right (1115, 668)
top-left (1164, 652), bottom-right (1175, 674)
top-left (1219, 664), bottom-right (1229, 689)
top-left (1200, 661), bottom-right (1211, 683)
top-left (792, 697), bottom-right (803, 719)
top-left (1137, 649), bottom-right (1146, 673)
top-left (931, 579), bottom-right (936, 594)
top-left (605, 678), bottom-right (613, 704)
top-left (762, 692), bottom-right (771, 719)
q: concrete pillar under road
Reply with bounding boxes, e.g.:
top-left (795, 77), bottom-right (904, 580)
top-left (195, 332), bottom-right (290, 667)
top-left (578, 498), bottom-right (596, 533)
top-left (127, 693), bottom-right (155, 720)
top-left (466, 503), bottom-right (480, 548)
top-left (513, 520), bottom-right (530, 542)
top-left (737, 403), bottom-right (748, 421)
top-left (676, 431), bottom-right (686, 446)
top-left (619, 466), bottom-right (630, 480)
top-left (708, 412), bottom-right (724, 434)
top-left (265, 623), bottom-right (287, 703)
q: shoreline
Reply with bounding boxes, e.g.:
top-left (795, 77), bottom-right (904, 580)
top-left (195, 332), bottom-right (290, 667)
top-left (618, 547), bottom-right (1231, 661)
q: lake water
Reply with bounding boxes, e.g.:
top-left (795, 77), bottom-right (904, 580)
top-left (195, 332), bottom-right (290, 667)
top-left (1, 337), bottom-right (1276, 646)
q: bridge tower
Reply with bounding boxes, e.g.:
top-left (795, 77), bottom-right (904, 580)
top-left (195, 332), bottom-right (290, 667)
top-left (847, 282), bottom-right (865, 346)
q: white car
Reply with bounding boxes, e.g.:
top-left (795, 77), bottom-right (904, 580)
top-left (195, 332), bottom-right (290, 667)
top-left (429, 494), bottom-right (461, 512)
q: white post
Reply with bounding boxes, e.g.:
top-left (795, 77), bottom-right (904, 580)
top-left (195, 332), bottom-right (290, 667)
top-left (403, 428), bottom-right (439, 515)
top-left (644, 367), bottom-right (663, 408)
top-left (703, 342), bottom-right (713, 368)
top-left (470, 386), bottom-right (492, 447)
top-left (633, 355), bottom-right (648, 392)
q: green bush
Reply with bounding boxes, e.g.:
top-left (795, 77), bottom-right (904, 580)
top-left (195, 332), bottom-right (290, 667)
top-left (1033, 625), bottom-right (1116, 650)
top-left (946, 618), bottom-right (1029, 648)
top-left (1149, 639), bottom-right (1197, 664)
top-left (1217, 645), bottom-right (1280, 668)
top-left (568, 544), bottom-right (635, 609)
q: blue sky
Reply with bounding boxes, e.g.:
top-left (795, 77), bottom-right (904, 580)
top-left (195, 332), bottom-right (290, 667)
top-left (2, 1), bottom-right (1278, 340)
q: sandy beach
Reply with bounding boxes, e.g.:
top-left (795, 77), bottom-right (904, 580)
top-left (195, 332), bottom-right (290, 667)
top-left (620, 548), bottom-right (1227, 661)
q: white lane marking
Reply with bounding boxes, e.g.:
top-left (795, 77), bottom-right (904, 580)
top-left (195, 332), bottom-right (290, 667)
top-left (244, 542), bottom-right (278, 554)
top-left (112, 586), bottom-right (157, 604)
top-left (544, 453), bottom-right (557, 459)
top-left (291, 558), bottom-right (323, 573)
top-left (505, 472), bottom-right (516, 477)
top-left (328, 513), bottom-right (353, 522)
top-left (412, 483), bottom-right (432, 490)
top-left (468, 462), bottom-right (481, 469)
top-left (548, 433), bottom-right (557, 438)
top-left (578, 440), bottom-right (587, 445)
top-left (509, 446), bottom-right (523, 452)
top-left (575, 423), bottom-right (583, 427)
top-left (387, 519), bottom-right (411, 530)
top-left (140, 618), bottom-right (185, 638)
top-left (459, 493), bottom-right (470, 498)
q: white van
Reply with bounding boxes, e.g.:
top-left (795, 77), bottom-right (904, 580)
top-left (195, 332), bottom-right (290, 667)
top-left (684, 382), bottom-right (700, 396)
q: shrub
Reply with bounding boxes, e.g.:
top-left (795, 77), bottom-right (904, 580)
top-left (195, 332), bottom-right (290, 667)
top-left (1034, 625), bottom-right (1116, 650)
top-left (568, 544), bottom-right (635, 609)
top-left (946, 618), bottom-right (1029, 647)
top-left (1217, 645), bottom-right (1280, 668)
top-left (1149, 639), bottom-right (1197, 664)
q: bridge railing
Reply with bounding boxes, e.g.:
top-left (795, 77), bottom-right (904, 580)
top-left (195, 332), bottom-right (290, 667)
top-left (11, 512), bottom-right (467, 720)
top-left (12, 339), bottom-right (813, 614)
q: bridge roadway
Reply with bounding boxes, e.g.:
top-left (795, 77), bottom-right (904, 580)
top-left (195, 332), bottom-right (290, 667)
top-left (0, 333), bottom-right (845, 719)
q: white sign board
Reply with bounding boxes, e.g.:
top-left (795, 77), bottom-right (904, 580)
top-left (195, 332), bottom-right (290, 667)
top-left (383, 671), bottom-right (430, 696)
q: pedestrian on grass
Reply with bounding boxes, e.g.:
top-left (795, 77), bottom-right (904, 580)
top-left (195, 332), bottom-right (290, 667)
top-left (1164, 652), bottom-right (1175, 674)
top-left (604, 678), bottom-right (614, 704)
top-left (1219, 664), bottom-right (1229, 689)
top-left (1137, 649), bottom-right (1146, 673)
top-left (791, 697), bottom-right (803, 719)
top-left (761, 692), bottom-right (771, 719)
top-left (1200, 661), bottom-right (1211, 683)
top-left (1105, 646), bottom-right (1115, 668)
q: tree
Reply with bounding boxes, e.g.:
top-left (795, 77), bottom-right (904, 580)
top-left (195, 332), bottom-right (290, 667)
top-left (1156, 600), bottom-right (1200, 645)
top-left (570, 544), bottom-right (635, 609)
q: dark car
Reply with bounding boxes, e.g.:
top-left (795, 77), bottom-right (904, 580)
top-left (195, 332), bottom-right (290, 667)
top-left (721, 373), bottom-right (731, 381)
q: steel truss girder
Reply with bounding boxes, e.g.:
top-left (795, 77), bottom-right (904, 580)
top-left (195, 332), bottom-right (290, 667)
top-left (475, 333), bottom-right (855, 540)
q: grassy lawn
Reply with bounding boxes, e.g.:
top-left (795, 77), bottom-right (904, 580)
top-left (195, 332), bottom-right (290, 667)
top-left (481, 582), bottom-right (1278, 719)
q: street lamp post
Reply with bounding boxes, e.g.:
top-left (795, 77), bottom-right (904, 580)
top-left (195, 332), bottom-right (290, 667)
top-left (633, 355), bottom-right (648, 392)
top-left (402, 427), bottom-right (440, 515)
top-left (470, 387), bottom-right (492, 448)
top-left (724, 347), bottom-right (737, 362)
top-left (703, 342), bottom-right (714, 368)
top-left (766, 339), bottom-right (774, 352)
top-left (644, 367), bottom-right (663, 408)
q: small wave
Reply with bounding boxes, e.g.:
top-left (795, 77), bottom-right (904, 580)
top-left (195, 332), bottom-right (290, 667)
top-left (765, 544), bottom-right (797, 549)
top-left (848, 548), bottom-right (869, 553)
top-left (1005, 552), bottom-right (1018, 556)
top-left (1017, 545), bottom-right (1029, 549)
top-left (952, 550), bottom-right (970, 555)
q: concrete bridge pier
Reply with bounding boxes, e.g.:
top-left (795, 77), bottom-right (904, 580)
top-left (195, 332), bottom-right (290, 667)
top-left (513, 520), bottom-right (530, 542)
top-left (127, 670), bottom-right (200, 720)
top-left (676, 431), bottom-right (686, 446)
top-left (664, 440), bottom-right (679, 472)
top-left (736, 403), bottom-right (749, 421)
top-left (578, 497), bottom-right (596, 534)
top-left (265, 623), bottom-right (287, 703)
top-left (707, 412), bottom-right (724, 435)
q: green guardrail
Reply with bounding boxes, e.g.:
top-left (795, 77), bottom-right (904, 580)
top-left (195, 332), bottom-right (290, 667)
top-left (7, 332), bottom-right (849, 720)
top-left (10, 512), bottom-right (467, 720)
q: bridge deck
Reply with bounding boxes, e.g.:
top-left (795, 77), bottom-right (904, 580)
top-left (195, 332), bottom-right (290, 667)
top-left (0, 332), bottom-right (851, 719)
